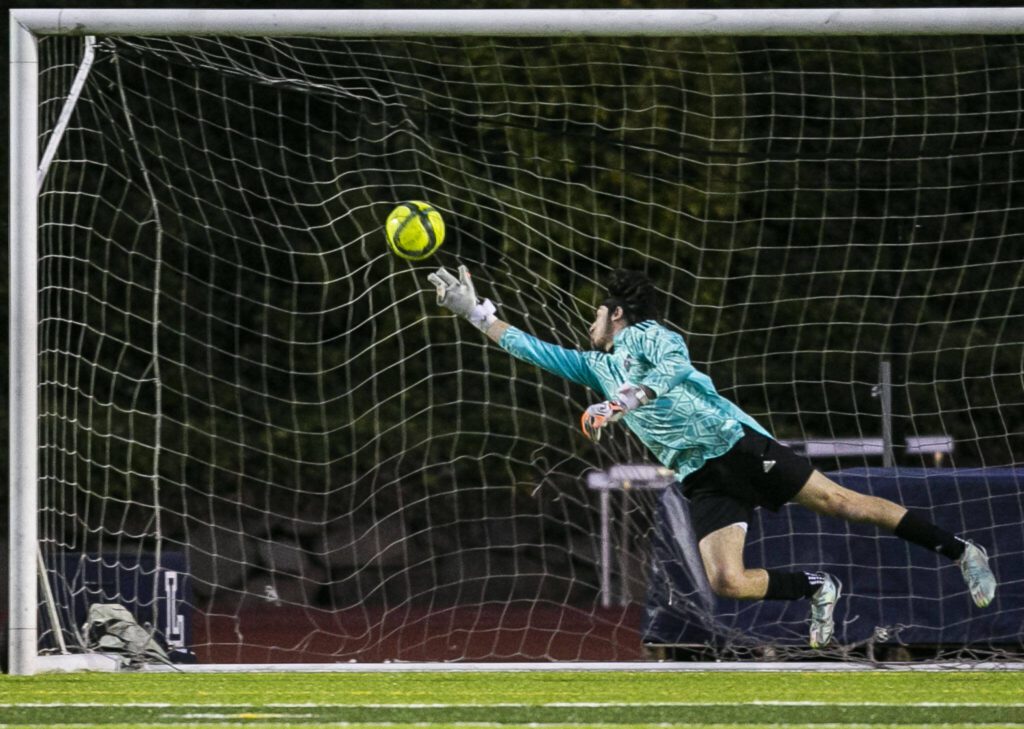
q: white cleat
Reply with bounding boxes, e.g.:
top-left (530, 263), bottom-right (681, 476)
top-left (959, 541), bottom-right (996, 608)
top-left (808, 572), bottom-right (842, 649)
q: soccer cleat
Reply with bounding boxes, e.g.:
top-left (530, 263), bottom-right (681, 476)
top-left (958, 541), bottom-right (996, 608)
top-left (808, 572), bottom-right (842, 649)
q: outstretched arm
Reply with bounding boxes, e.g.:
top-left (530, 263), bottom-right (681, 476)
top-left (428, 265), bottom-right (599, 390)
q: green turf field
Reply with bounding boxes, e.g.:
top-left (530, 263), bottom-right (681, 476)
top-left (1, 670), bottom-right (1022, 728)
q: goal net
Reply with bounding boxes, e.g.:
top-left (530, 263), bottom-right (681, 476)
top-left (18, 14), bottom-right (1024, 668)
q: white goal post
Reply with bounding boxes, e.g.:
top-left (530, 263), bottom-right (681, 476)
top-left (10, 8), bottom-right (1024, 676)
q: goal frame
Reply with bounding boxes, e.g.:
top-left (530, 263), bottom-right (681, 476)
top-left (9, 7), bottom-right (1024, 676)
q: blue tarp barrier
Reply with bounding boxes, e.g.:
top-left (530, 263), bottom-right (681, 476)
top-left (643, 468), bottom-right (1024, 652)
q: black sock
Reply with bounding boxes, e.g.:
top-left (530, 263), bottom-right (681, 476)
top-left (894, 510), bottom-right (966, 561)
top-left (764, 570), bottom-right (820, 600)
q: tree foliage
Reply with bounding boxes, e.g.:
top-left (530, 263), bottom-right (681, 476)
top-left (31, 30), bottom-right (1023, 605)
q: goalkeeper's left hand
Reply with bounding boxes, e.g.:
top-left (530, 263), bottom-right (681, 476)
top-left (580, 383), bottom-right (650, 442)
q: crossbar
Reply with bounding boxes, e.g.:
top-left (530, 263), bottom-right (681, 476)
top-left (11, 8), bottom-right (1024, 37)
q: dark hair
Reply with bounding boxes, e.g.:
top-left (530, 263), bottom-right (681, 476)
top-left (603, 269), bottom-right (659, 324)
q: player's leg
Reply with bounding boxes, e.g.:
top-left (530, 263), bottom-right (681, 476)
top-left (792, 470), bottom-right (996, 607)
top-left (791, 470), bottom-right (906, 529)
top-left (698, 519), bottom-right (828, 603)
top-left (687, 429), bottom-right (845, 647)
top-left (691, 488), bottom-right (815, 603)
top-left (699, 521), bottom-right (826, 603)
top-left (697, 522), bottom-right (766, 599)
top-left (698, 519), bottom-right (841, 648)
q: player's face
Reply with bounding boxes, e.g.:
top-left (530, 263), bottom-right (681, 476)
top-left (589, 305), bottom-right (616, 351)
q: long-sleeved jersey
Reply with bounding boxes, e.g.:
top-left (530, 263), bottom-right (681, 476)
top-left (498, 320), bottom-right (770, 480)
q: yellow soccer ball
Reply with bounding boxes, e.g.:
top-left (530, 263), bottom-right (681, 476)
top-left (384, 201), bottom-right (445, 261)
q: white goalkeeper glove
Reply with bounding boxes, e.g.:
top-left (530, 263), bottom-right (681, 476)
top-left (427, 265), bottom-right (497, 333)
top-left (580, 383), bottom-right (650, 442)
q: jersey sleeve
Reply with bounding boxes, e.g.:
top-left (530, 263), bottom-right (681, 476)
top-left (635, 326), bottom-right (698, 398)
top-left (498, 326), bottom-right (602, 392)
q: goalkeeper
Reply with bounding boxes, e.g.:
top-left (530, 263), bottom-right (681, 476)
top-left (428, 265), bottom-right (997, 648)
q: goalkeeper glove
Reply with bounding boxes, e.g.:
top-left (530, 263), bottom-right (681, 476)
top-left (580, 401), bottom-right (625, 442)
top-left (580, 383), bottom-right (650, 442)
top-left (427, 265), bottom-right (497, 333)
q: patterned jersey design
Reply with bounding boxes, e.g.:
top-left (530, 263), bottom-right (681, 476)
top-left (499, 321), bottom-right (771, 480)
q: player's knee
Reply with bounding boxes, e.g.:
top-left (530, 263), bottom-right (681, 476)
top-left (708, 568), bottom-right (752, 599)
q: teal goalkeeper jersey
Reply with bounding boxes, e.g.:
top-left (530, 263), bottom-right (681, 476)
top-left (498, 321), bottom-right (771, 481)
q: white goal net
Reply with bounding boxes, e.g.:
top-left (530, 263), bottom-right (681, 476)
top-left (11, 11), bottom-right (1024, 669)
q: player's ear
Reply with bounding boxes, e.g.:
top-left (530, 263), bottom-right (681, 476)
top-left (610, 306), bottom-right (626, 323)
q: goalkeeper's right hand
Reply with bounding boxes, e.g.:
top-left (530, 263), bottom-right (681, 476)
top-left (580, 401), bottom-right (625, 443)
top-left (427, 265), bottom-right (498, 333)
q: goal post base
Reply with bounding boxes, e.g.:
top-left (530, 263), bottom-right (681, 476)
top-left (133, 660), bottom-right (1024, 673)
top-left (29, 656), bottom-right (1024, 674)
top-left (35, 653), bottom-right (123, 673)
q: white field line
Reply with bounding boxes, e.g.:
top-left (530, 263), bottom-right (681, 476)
top-left (5, 724), bottom-right (1024, 729)
top-left (138, 661), bottom-right (1024, 673)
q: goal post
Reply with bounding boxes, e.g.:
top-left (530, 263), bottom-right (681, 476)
top-left (9, 8), bottom-right (1024, 675)
top-left (10, 11), bottom-right (41, 677)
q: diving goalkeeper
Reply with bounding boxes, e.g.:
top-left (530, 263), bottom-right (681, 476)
top-left (427, 265), bottom-right (997, 648)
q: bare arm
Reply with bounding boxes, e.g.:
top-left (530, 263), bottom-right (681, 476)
top-left (485, 319), bottom-right (511, 344)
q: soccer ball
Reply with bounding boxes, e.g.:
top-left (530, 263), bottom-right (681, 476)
top-left (384, 201), bottom-right (445, 261)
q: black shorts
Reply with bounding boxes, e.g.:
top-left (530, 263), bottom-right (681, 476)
top-left (681, 426), bottom-right (814, 542)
